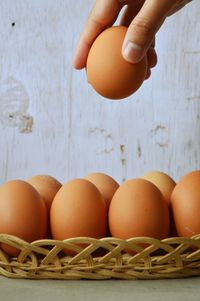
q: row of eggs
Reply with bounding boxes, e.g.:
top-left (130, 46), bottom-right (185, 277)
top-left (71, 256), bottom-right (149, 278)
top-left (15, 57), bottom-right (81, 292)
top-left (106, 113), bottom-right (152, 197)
top-left (0, 170), bottom-right (200, 256)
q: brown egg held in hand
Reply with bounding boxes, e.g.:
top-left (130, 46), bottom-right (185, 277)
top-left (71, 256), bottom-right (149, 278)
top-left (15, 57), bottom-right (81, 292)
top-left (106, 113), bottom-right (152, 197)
top-left (50, 178), bottom-right (107, 254)
top-left (109, 179), bottom-right (169, 240)
top-left (171, 170), bottom-right (200, 237)
top-left (0, 180), bottom-right (47, 256)
top-left (85, 172), bottom-right (119, 208)
top-left (86, 26), bottom-right (147, 100)
top-left (27, 175), bottom-right (62, 212)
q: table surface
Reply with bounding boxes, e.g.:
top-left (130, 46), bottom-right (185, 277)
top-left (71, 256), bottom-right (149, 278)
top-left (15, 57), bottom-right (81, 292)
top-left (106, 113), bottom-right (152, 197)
top-left (1, 276), bottom-right (200, 301)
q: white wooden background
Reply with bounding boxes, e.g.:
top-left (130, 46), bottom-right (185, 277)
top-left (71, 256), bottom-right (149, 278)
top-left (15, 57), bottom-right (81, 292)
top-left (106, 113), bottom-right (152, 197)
top-left (0, 0), bottom-right (199, 185)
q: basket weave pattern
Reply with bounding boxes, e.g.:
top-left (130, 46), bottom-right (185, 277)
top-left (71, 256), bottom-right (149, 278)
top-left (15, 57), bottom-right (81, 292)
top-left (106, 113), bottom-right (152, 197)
top-left (0, 234), bottom-right (200, 280)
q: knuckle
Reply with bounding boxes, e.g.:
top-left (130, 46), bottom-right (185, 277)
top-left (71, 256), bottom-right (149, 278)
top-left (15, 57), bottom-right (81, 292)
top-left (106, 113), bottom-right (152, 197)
top-left (131, 18), bottom-right (154, 36)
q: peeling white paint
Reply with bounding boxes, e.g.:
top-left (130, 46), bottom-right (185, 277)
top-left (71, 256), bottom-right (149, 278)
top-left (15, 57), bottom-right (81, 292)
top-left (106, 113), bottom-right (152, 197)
top-left (89, 128), bottom-right (114, 154)
top-left (150, 125), bottom-right (169, 148)
top-left (0, 77), bottom-right (33, 133)
top-left (0, 0), bottom-right (199, 182)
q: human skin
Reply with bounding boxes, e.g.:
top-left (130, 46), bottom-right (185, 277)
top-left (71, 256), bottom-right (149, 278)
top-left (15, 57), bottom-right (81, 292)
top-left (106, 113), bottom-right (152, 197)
top-left (73, 0), bottom-right (192, 79)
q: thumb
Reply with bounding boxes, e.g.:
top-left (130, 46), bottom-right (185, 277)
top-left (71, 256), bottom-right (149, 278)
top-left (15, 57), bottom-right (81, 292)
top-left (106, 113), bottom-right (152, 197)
top-left (122, 0), bottom-right (173, 63)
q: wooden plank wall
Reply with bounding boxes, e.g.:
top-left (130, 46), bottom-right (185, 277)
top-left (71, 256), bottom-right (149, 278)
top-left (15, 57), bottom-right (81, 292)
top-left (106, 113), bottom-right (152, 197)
top-left (0, 0), bottom-right (199, 185)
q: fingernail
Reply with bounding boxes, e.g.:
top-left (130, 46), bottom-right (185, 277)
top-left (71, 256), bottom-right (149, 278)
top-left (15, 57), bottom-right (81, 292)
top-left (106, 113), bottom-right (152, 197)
top-left (123, 42), bottom-right (143, 63)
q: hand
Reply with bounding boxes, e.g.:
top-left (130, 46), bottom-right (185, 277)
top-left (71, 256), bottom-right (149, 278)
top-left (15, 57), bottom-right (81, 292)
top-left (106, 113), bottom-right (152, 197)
top-left (73, 0), bottom-right (192, 79)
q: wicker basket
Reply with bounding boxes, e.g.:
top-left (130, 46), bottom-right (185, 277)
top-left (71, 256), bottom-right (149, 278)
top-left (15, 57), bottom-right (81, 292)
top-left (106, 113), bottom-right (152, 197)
top-left (0, 233), bottom-right (200, 280)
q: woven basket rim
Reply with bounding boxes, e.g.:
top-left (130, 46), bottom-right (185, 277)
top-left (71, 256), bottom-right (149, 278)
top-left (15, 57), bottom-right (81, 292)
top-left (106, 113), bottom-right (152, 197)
top-left (0, 233), bottom-right (200, 280)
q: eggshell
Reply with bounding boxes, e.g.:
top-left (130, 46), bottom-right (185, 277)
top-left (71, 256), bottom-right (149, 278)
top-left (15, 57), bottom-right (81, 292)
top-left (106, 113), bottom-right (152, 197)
top-left (50, 178), bottom-right (107, 253)
top-left (0, 180), bottom-right (47, 256)
top-left (84, 172), bottom-right (119, 208)
top-left (86, 26), bottom-right (147, 100)
top-left (171, 170), bottom-right (200, 237)
top-left (85, 172), bottom-right (119, 237)
top-left (27, 175), bottom-right (62, 238)
top-left (109, 179), bottom-right (169, 240)
top-left (27, 175), bottom-right (62, 212)
top-left (142, 171), bottom-right (176, 206)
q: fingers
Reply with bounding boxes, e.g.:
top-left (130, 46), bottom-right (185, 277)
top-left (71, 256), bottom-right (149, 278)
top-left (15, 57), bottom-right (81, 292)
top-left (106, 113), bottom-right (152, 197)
top-left (167, 0), bottom-right (193, 16)
top-left (144, 47), bottom-right (157, 80)
top-left (120, 5), bottom-right (157, 81)
top-left (73, 0), bottom-right (121, 69)
top-left (119, 3), bottom-right (141, 27)
top-left (122, 0), bottom-right (174, 63)
top-left (147, 47), bottom-right (157, 68)
top-left (145, 68), bottom-right (151, 80)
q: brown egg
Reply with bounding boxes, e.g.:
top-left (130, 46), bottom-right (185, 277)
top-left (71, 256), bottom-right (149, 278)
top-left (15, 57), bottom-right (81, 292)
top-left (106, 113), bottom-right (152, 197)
top-left (86, 26), bottom-right (147, 100)
top-left (27, 175), bottom-right (62, 238)
top-left (142, 171), bottom-right (176, 206)
top-left (85, 172), bottom-right (119, 237)
top-left (0, 180), bottom-right (47, 256)
top-left (109, 179), bottom-right (169, 240)
top-left (27, 175), bottom-right (62, 212)
top-left (84, 172), bottom-right (119, 208)
top-left (50, 178), bottom-right (107, 253)
top-left (141, 170), bottom-right (177, 238)
top-left (171, 170), bottom-right (200, 237)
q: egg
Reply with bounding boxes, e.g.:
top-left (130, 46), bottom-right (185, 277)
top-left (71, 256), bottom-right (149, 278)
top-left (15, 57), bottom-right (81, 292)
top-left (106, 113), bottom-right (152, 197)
top-left (85, 172), bottom-right (119, 237)
top-left (109, 179), bottom-right (169, 240)
top-left (84, 172), bottom-right (119, 208)
top-left (142, 171), bottom-right (176, 206)
top-left (171, 170), bottom-right (200, 237)
top-left (50, 178), bottom-right (107, 252)
top-left (0, 180), bottom-right (47, 256)
top-left (27, 175), bottom-right (62, 238)
top-left (27, 175), bottom-right (62, 212)
top-left (86, 26), bottom-right (147, 100)
top-left (142, 171), bottom-right (177, 237)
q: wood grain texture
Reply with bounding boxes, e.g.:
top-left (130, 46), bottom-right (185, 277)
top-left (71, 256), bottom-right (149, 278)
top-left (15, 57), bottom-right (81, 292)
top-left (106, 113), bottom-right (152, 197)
top-left (0, 0), bottom-right (199, 185)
